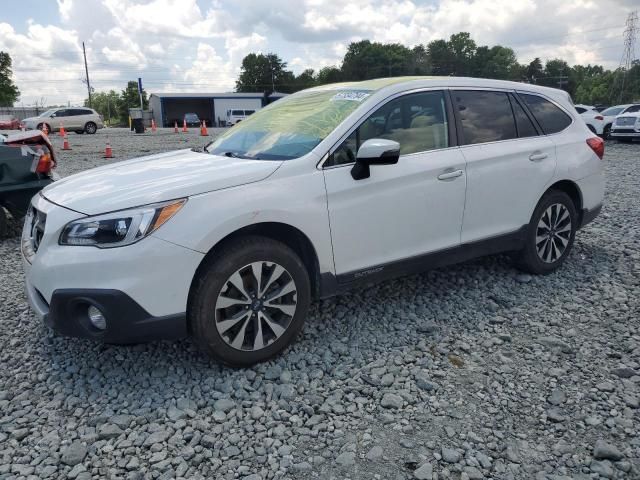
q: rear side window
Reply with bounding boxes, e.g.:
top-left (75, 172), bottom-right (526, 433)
top-left (509, 95), bottom-right (538, 138)
top-left (519, 93), bottom-right (572, 134)
top-left (453, 90), bottom-right (517, 144)
top-left (232, 110), bottom-right (244, 116)
top-left (624, 105), bottom-right (640, 113)
top-left (575, 107), bottom-right (586, 114)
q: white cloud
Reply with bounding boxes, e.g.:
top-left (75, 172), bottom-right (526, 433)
top-left (1, 0), bottom-right (636, 105)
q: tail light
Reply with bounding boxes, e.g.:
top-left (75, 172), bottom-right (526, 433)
top-left (35, 151), bottom-right (56, 173)
top-left (595, 115), bottom-right (604, 120)
top-left (586, 137), bottom-right (604, 160)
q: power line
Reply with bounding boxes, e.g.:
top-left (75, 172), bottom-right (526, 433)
top-left (616, 10), bottom-right (638, 102)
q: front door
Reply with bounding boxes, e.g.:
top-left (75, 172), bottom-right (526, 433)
top-left (323, 90), bottom-right (467, 277)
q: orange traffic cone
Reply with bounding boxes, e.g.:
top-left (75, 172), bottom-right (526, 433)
top-left (59, 121), bottom-right (66, 137)
top-left (200, 120), bottom-right (209, 136)
top-left (104, 141), bottom-right (113, 158)
top-left (62, 134), bottom-right (71, 150)
top-left (151, 119), bottom-right (157, 133)
top-left (174, 121), bottom-right (178, 133)
top-left (182, 119), bottom-right (187, 133)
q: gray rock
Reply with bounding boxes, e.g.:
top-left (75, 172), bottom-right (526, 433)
top-left (366, 446), bottom-right (383, 460)
top-left (548, 388), bottom-right (566, 405)
top-left (464, 466), bottom-right (484, 479)
top-left (596, 382), bottom-right (615, 392)
top-left (335, 451), bottom-right (356, 466)
top-left (214, 398), bottom-right (235, 412)
top-left (593, 440), bottom-right (623, 461)
top-left (413, 462), bottom-right (433, 479)
top-left (250, 406), bottom-right (265, 420)
top-left (441, 447), bottom-right (461, 463)
top-left (167, 405), bottom-right (186, 421)
top-left (61, 441), bottom-right (87, 466)
top-left (611, 367), bottom-right (635, 378)
top-left (97, 424), bottom-right (123, 440)
top-left (546, 408), bottom-right (565, 423)
top-left (590, 460), bottom-right (614, 478)
top-left (143, 429), bottom-right (170, 446)
top-left (381, 393), bottom-right (403, 409)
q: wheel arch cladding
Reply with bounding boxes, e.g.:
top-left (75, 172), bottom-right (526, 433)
top-left (187, 222), bottom-right (322, 312)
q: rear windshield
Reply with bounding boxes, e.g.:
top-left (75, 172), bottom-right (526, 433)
top-left (601, 106), bottom-right (624, 116)
top-left (207, 89), bottom-right (369, 160)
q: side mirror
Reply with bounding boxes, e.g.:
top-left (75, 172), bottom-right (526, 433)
top-left (351, 138), bottom-right (400, 180)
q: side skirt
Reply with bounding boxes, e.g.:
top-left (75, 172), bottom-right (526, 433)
top-left (320, 226), bottom-right (528, 297)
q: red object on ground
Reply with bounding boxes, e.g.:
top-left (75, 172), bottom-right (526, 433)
top-left (151, 119), bottom-right (157, 133)
top-left (104, 142), bottom-right (113, 158)
top-left (174, 121), bottom-right (178, 133)
top-left (182, 119), bottom-right (187, 133)
top-left (200, 120), bottom-right (208, 136)
top-left (59, 121), bottom-right (66, 137)
top-left (62, 134), bottom-right (71, 151)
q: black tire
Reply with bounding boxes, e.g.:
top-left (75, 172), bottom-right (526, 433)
top-left (0, 207), bottom-right (7, 237)
top-left (189, 236), bottom-right (311, 366)
top-left (603, 124), bottom-right (611, 139)
top-left (75, 130), bottom-right (84, 134)
top-left (84, 122), bottom-right (97, 134)
top-left (515, 190), bottom-right (577, 275)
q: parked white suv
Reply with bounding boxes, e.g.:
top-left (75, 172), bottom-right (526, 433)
top-left (610, 104), bottom-right (640, 142)
top-left (22, 77), bottom-right (605, 366)
top-left (574, 104), bottom-right (604, 135)
top-left (22, 107), bottom-right (104, 134)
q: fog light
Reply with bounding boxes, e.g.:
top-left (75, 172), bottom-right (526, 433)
top-left (87, 305), bottom-right (106, 330)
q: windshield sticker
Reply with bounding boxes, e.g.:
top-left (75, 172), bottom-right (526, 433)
top-left (331, 91), bottom-right (371, 102)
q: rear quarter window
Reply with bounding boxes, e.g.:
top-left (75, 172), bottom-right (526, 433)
top-left (519, 93), bottom-right (572, 134)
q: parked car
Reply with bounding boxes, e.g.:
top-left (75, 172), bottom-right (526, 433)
top-left (226, 109), bottom-right (256, 125)
top-left (184, 113), bottom-right (201, 127)
top-left (22, 77), bottom-right (604, 366)
top-left (575, 104), bottom-right (604, 136)
top-left (610, 106), bottom-right (640, 142)
top-left (0, 130), bottom-right (57, 236)
top-left (601, 104), bottom-right (640, 139)
top-left (22, 108), bottom-right (104, 134)
top-left (0, 115), bottom-right (21, 130)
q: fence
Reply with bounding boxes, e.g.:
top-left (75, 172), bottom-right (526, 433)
top-left (0, 107), bottom-right (50, 120)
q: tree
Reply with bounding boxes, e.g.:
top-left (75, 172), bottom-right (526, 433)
top-left (294, 69), bottom-right (317, 90)
top-left (84, 90), bottom-right (122, 126)
top-left (119, 81), bottom-right (148, 124)
top-left (448, 32), bottom-right (477, 76)
top-left (316, 66), bottom-right (342, 85)
top-left (426, 39), bottom-right (453, 75)
top-left (526, 58), bottom-right (544, 83)
top-left (0, 52), bottom-right (20, 107)
top-left (236, 53), bottom-right (294, 94)
top-left (341, 40), bottom-right (415, 80)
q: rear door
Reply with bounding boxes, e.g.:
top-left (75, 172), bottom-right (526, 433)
top-left (452, 89), bottom-right (557, 243)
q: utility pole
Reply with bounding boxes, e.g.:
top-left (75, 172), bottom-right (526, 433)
top-left (617, 10), bottom-right (638, 102)
top-left (82, 42), bottom-right (92, 108)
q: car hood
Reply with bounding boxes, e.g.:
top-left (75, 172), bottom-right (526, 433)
top-left (42, 148), bottom-right (282, 215)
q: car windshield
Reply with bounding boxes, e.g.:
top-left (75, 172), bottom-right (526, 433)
top-left (206, 88), bottom-right (370, 160)
top-left (601, 106), bottom-right (624, 116)
top-left (39, 109), bottom-right (57, 117)
top-left (185, 113), bottom-right (198, 119)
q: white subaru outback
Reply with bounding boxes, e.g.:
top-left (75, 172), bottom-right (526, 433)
top-left (22, 77), bottom-right (605, 366)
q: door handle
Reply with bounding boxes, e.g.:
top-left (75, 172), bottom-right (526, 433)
top-left (437, 169), bottom-right (464, 181)
top-left (529, 152), bottom-right (548, 162)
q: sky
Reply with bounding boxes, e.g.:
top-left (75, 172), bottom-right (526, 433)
top-left (0, 0), bottom-right (636, 105)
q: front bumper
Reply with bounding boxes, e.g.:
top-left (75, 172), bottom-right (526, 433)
top-left (26, 286), bottom-right (186, 343)
top-left (23, 194), bottom-right (205, 343)
top-left (611, 128), bottom-right (640, 137)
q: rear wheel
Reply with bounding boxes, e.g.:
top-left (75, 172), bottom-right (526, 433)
top-left (603, 124), bottom-right (611, 139)
top-left (75, 130), bottom-right (84, 134)
top-left (190, 236), bottom-right (310, 366)
top-left (515, 190), bottom-right (577, 275)
top-left (84, 122), bottom-right (97, 134)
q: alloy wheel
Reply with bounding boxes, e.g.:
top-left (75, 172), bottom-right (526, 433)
top-left (535, 203), bottom-right (572, 263)
top-left (214, 261), bottom-right (297, 351)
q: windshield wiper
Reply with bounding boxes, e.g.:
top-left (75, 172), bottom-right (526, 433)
top-left (223, 151), bottom-right (240, 158)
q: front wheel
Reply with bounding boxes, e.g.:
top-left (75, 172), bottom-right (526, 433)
top-left (84, 122), bottom-right (97, 134)
top-left (603, 124), bottom-right (611, 139)
top-left (515, 190), bottom-right (577, 275)
top-left (189, 236), bottom-right (311, 366)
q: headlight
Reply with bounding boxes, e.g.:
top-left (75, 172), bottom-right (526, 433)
top-left (59, 199), bottom-right (186, 248)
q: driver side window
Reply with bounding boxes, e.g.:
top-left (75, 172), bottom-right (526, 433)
top-left (327, 90), bottom-right (449, 167)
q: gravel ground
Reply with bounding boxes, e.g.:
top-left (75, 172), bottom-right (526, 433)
top-left (0, 130), bottom-right (638, 480)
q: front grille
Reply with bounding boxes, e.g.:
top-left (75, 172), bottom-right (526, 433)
top-left (612, 128), bottom-right (638, 134)
top-left (615, 117), bottom-right (637, 126)
top-left (21, 206), bottom-right (46, 262)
